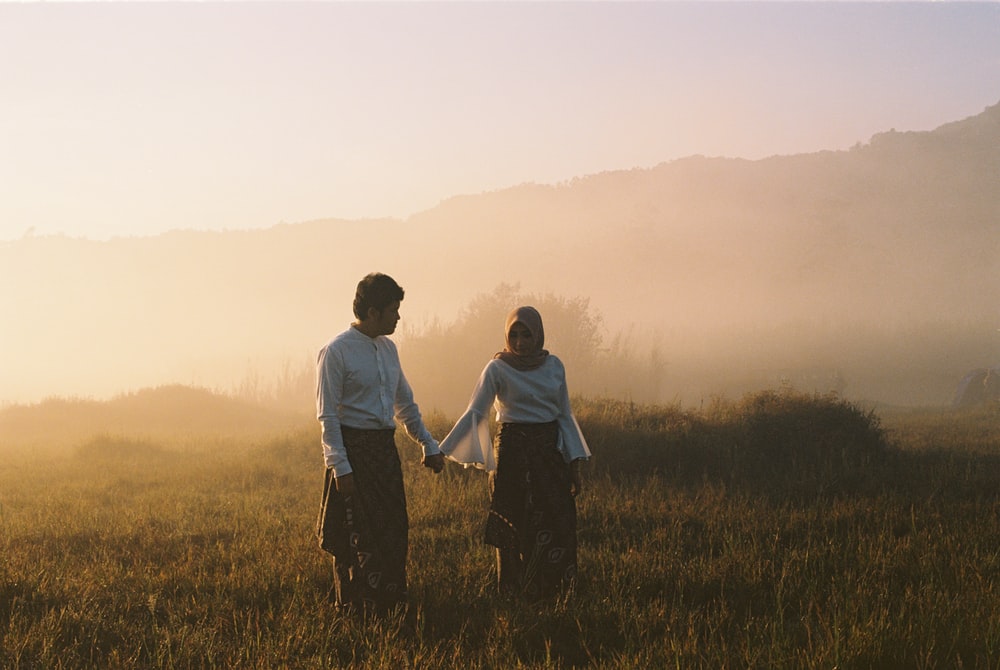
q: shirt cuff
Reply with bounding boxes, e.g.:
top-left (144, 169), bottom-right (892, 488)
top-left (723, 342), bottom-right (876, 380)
top-left (325, 451), bottom-right (353, 477)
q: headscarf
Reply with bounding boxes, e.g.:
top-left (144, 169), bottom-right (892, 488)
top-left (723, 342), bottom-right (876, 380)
top-left (494, 305), bottom-right (549, 371)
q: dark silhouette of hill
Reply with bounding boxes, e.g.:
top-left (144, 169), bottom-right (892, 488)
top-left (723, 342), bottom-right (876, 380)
top-left (2, 100), bottom-right (998, 406)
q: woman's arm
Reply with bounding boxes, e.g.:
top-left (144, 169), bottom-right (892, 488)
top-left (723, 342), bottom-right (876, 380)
top-left (439, 362), bottom-right (500, 470)
top-left (553, 358), bottom-right (592, 464)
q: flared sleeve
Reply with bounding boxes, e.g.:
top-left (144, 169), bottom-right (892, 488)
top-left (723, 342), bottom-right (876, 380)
top-left (555, 360), bottom-right (591, 463)
top-left (439, 363), bottom-right (500, 471)
top-left (557, 413), bottom-right (591, 463)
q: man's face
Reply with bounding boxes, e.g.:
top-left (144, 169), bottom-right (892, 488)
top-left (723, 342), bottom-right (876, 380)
top-left (372, 300), bottom-right (401, 336)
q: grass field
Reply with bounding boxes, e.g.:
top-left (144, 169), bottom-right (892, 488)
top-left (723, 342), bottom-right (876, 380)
top-left (1, 390), bottom-right (999, 668)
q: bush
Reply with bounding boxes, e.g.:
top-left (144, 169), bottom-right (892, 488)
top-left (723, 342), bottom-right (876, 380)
top-left (576, 390), bottom-right (888, 498)
top-left (729, 390), bottom-right (887, 495)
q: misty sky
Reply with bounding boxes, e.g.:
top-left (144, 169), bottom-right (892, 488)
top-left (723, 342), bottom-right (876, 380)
top-left (2, 1), bottom-right (999, 242)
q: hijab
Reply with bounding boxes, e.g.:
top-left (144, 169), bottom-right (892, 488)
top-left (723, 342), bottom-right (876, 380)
top-left (494, 305), bottom-right (550, 371)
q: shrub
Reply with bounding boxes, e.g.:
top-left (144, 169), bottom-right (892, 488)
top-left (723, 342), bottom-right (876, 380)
top-left (576, 390), bottom-right (887, 498)
top-left (729, 390), bottom-right (887, 495)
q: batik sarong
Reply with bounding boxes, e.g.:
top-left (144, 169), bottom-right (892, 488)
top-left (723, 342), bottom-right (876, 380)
top-left (485, 421), bottom-right (578, 598)
top-left (316, 427), bottom-right (408, 614)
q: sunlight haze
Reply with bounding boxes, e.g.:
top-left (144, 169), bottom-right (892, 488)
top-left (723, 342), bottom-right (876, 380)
top-left (2, 2), bottom-right (998, 240)
top-left (2, 1), bottom-right (999, 410)
top-left (3, 6), bottom-right (1000, 661)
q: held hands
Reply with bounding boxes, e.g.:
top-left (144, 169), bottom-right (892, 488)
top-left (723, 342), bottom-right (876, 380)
top-left (422, 452), bottom-right (445, 474)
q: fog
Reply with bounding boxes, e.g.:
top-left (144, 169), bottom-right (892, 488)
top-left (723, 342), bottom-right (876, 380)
top-left (2, 103), bottom-right (998, 413)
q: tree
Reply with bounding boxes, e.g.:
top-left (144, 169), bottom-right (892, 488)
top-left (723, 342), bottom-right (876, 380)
top-left (398, 284), bottom-right (605, 416)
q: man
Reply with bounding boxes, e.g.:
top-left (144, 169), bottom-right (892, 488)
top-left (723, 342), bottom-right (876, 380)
top-left (315, 272), bottom-right (444, 616)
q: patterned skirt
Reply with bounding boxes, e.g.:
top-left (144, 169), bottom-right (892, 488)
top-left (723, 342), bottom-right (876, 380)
top-left (316, 427), bottom-right (408, 613)
top-left (485, 421), bottom-right (578, 598)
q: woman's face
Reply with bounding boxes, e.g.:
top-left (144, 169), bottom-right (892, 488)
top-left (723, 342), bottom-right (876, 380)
top-left (508, 321), bottom-right (535, 356)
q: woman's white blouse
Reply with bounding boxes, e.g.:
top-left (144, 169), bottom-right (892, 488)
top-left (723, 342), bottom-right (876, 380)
top-left (439, 355), bottom-right (591, 471)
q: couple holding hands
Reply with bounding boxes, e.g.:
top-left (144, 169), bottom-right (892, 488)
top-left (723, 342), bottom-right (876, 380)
top-left (316, 273), bottom-right (590, 615)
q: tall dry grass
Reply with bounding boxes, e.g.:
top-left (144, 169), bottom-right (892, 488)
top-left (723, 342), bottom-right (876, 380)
top-left (2, 391), bottom-right (999, 668)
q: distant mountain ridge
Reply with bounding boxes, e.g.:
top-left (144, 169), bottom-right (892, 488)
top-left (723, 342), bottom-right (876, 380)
top-left (2, 100), bottom-right (998, 406)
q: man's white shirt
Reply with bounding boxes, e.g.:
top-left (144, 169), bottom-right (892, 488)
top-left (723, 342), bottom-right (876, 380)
top-left (317, 325), bottom-right (439, 477)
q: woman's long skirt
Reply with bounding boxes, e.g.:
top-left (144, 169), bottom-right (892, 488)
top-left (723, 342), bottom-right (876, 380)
top-left (316, 427), bottom-right (408, 614)
top-left (485, 421), bottom-right (578, 599)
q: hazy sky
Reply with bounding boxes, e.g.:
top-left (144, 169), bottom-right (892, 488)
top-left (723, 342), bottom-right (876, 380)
top-left (2, 1), bottom-right (999, 242)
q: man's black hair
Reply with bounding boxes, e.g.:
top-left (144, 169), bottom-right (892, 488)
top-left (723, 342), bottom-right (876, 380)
top-left (353, 273), bottom-right (404, 320)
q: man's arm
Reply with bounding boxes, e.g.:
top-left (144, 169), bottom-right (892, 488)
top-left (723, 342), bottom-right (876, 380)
top-left (393, 366), bottom-right (443, 474)
top-left (317, 344), bottom-right (353, 477)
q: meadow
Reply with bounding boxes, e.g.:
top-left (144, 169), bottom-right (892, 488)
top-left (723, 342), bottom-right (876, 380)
top-left (1, 389), bottom-right (999, 669)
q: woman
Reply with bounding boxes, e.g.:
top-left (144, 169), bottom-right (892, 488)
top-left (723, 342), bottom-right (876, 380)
top-left (440, 306), bottom-right (591, 599)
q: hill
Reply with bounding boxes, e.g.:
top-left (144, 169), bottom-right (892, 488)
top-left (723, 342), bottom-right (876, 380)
top-left (2, 101), bottom-right (998, 407)
top-left (0, 385), bottom-right (307, 451)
